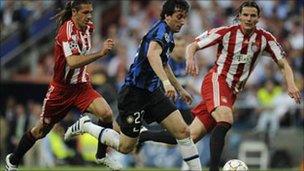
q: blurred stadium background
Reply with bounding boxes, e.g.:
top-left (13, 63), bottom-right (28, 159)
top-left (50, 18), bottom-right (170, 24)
top-left (0, 0), bottom-right (303, 170)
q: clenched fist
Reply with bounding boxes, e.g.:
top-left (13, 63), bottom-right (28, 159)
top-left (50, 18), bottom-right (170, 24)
top-left (100, 39), bottom-right (115, 56)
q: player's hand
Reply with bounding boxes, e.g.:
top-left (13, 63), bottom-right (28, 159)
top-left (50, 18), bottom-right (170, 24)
top-left (178, 88), bottom-right (193, 105)
top-left (287, 84), bottom-right (301, 104)
top-left (162, 80), bottom-right (176, 99)
top-left (100, 39), bottom-right (115, 56)
top-left (186, 57), bottom-right (199, 76)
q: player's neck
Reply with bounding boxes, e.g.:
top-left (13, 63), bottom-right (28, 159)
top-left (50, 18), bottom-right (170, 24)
top-left (72, 17), bottom-right (86, 32)
top-left (240, 26), bottom-right (255, 36)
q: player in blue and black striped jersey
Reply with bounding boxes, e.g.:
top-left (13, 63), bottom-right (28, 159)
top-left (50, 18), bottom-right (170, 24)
top-left (124, 19), bottom-right (175, 91)
top-left (116, 0), bottom-right (202, 170)
top-left (135, 36), bottom-right (195, 154)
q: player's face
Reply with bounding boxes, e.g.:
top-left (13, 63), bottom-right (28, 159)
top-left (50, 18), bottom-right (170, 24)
top-left (73, 4), bottom-right (93, 29)
top-left (239, 7), bottom-right (259, 33)
top-left (166, 9), bottom-right (187, 33)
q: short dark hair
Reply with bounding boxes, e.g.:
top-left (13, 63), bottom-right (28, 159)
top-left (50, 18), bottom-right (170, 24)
top-left (234, 1), bottom-right (260, 22)
top-left (238, 1), bottom-right (261, 16)
top-left (160, 0), bottom-right (190, 20)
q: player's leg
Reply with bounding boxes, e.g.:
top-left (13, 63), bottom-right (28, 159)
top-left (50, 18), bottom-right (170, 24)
top-left (65, 86), bottom-right (144, 154)
top-left (6, 85), bottom-right (68, 170)
top-left (138, 109), bottom-right (194, 145)
top-left (64, 86), bottom-right (121, 170)
top-left (74, 87), bottom-right (114, 156)
top-left (204, 74), bottom-right (235, 171)
top-left (189, 117), bottom-right (208, 142)
top-left (160, 110), bottom-right (202, 171)
top-left (138, 110), bottom-right (202, 145)
top-left (209, 106), bottom-right (233, 171)
top-left (70, 113), bottom-right (138, 155)
top-left (86, 97), bottom-right (113, 159)
top-left (6, 119), bottom-right (55, 170)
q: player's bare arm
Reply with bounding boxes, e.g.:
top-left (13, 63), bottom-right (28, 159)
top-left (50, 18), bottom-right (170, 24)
top-left (277, 58), bottom-right (301, 104)
top-left (147, 41), bottom-right (176, 98)
top-left (66, 39), bottom-right (114, 69)
top-left (185, 42), bottom-right (199, 76)
top-left (164, 64), bottom-right (193, 104)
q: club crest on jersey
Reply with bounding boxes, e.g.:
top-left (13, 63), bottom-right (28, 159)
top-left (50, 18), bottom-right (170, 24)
top-left (69, 39), bottom-right (79, 54)
top-left (221, 96), bottom-right (228, 103)
top-left (126, 116), bottom-right (134, 124)
top-left (251, 42), bottom-right (260, 52)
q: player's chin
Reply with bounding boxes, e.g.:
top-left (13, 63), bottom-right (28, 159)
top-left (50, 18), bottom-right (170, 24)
top-left (174, 27), bottom-right (182, 33)
top-left (173, 30), bottom-right (180, 33)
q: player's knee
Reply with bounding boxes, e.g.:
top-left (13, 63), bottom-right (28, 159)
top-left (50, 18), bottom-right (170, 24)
top-left (212, 106), bottom-right (233, 124)
top-left (98, 108), bottom-right (113, 123)
top-left (176, 125), bottom-right (190, 139)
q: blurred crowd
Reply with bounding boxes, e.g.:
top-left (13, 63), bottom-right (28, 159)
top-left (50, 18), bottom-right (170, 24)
top-left (0, 0), bottom-right (57, 42)
top-left (1, 0), bottom-right (303, 169)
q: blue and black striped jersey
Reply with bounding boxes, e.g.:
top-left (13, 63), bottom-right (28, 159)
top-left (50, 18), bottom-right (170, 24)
top-left (124, 20), bottom-right (175, 92)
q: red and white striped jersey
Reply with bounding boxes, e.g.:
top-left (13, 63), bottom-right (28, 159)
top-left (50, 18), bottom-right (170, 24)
top-left (52, 19), bottom-right (94, 85)
top-left (195, 24), bottom-right (285, 92)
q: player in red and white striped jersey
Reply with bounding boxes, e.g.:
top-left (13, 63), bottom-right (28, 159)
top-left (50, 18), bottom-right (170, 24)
top-left (185, 1), bottom-right (301, 171)
top-left (5, 1), bottom-right (121, 171)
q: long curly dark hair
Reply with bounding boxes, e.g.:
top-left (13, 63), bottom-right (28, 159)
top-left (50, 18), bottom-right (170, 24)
top-left (51, 0), bottom-right (92, 28)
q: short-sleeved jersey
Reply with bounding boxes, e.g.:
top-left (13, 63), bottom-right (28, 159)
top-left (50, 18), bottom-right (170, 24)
top-left (124, 20), bottom-right (175, 92)
top-left (168, 58), bottom-right (190, 110)
top-left (53, 19), bottom-right (94, 85)
top-left (195, 24), bottom-right (285, 92)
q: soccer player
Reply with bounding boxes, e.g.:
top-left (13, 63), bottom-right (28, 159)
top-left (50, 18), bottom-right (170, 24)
top-left (134, 1), bottom-right (301, 171)
top-left (137, 36), bottom-right (194, 146)
top-left (5, 0), bottom-right (121, 170)
top-left (65, 0), bottom-right (202, 170)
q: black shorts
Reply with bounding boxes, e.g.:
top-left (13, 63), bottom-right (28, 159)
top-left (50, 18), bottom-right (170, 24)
top-left (116, 86), bottom-right (177, 138)
top-left (180, 109), bottom-right (194, 125)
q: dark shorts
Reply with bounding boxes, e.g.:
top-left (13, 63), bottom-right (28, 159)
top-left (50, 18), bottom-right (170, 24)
top-left (180, 109), bottom-right (194, 125)
top-left (116, 86), bottom-right (177, 138)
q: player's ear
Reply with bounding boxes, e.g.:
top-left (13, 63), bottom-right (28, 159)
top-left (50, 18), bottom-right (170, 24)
top-left (165, 14), bottom-right (171, 20)
top-left (72, 8), bottom-right (77, 16)
top-left (236, 13), bottom-right (240, 20)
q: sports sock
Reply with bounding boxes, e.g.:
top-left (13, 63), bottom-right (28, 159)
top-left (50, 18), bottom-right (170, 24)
top-left (99, 128), bottom-right (120, 151)
top-left (209, 121), bottom-right (231, 171)
top-left (82, 121), bottom-right (120, 150)
top-left (139, 130), bottom-right (177, 145)
top-left (177, 137), bottom-right (202, 171)
top-left (10, 131), bottom-right (37, 165)
top-left (96, 120), bottom-right (112, 159)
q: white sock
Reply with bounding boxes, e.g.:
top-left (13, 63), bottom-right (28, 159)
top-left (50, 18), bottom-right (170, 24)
top-left (176, 137), bottom-right (202, 171)
top-left (99, 128), bottom-right (120, 150)
top-left (82, 122), bottom-right (120, 150)
top-left (82, 121), bottom-right (103, 138)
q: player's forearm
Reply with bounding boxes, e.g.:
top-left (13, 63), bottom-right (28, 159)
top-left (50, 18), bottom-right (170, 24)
top-left (185, 42), bottom-right (198, 61)
top-left (148, 53), bottom-right (169, 82)
top-left (164, 65), bottom-right (183, 92)
top-left (66, 52), bottom-right (103, 69)
top-left (282, 62), bottom-right (296, 87)
top-left (278, 59), bottom-right (296, 87)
